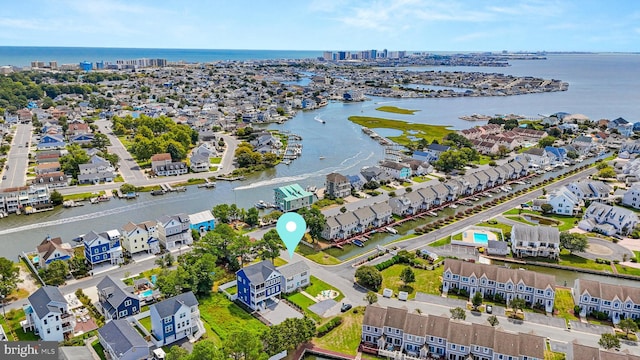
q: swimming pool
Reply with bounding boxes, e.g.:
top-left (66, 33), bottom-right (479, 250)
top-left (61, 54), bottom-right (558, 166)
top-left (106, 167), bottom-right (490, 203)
top-left (473, 232), bottom-right (489, 244)
top-left (139, 289), bottom-right (153, 298)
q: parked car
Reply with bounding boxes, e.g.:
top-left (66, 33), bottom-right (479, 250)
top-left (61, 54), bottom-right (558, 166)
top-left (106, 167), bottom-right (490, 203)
top-left (340, 303), bottom-right (352, 312)
top-left (486, 305), bottom-right (493, 314)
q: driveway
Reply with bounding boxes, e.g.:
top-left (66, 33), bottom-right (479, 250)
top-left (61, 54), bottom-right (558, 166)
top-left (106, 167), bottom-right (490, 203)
top-left (260, 299), bottom-right (303, 325)
top-left (525, 312), bottom-right (567, 329)
top-left (569, 320), bottom-right (614, 335)
top-left (576, 237), bottom-right (633, 262)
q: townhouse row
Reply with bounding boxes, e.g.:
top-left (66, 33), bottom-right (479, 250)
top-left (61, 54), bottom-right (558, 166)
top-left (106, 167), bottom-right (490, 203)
top-left (361, 304), bottom-right (546, 360)
top-left (574, 278), bottom-right (640, 324)
top-left (322, 159), bottom-right (530, 241)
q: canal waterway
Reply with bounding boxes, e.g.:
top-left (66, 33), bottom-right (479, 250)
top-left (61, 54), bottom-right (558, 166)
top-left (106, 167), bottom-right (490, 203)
top-left (1, 54), bottom-right (639, 260)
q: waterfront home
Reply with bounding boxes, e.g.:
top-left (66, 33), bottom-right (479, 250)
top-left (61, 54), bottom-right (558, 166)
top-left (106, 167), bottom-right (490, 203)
top-left (334, 211), bottom-right (359, 239)
top-left (37, 134), bottom-right (66, 150)
top-left (544, 146), bottom-right (568, 164)
top-left (574, 279), bottom-right (640, 324)
top-left (151, 153), bottom-right (188, 177)
top-left (277, 261), bottom-right (310, 294)
top-left (389, 196), bottom-right (411, 216)
top-left (361, 304), bottom-right (546, 360)
top-left (189, 153), bottom-right (210, 172)
top-left (34, 171), bottom-right (70, 188)
top-left (572, 135), bottom-right (596, 154)
top-left (35, 236), bottom-right (74, 269)
top-left (511, 224), bottom-right (560, 259)
top-left (274, 183), bottom-right (315, 212)
top-left (622, 184), bottom-right (640, 210)
top-left (150, 291), bottom-right (203, 345)
top-left (236, 260), bottom-right (282, 311)
top-left (353, 206), bottom-right (376, 232)
top-left (97, 319), bottom-right (149, 360)
top-left (516, 148), bottom-right (551, 168)
top-left (483, 168), bottom-right (501, 188)
top-left (22, 286), bottom-right (75, 342)
top-left (379, 161), bottom-right (412, 181)
top-left (346, 173), bottom-right (366, 190)
top-left (423, 143), bottom-right (451, 161)
top-left (471, 171), bottom-right (490, 192)
top-left (578, 202), bottom-right (639, 236)
top-left (360, 166), bottom-right (392, 183)
top-left (96, 276), bottom-right (140, 321)
top-left (442, 259), bottom-right (555, 313)
top-left (567, 180), bottom-right (612, 201)
top-left (370, 202), bottom-right (393, 227)
top-left (157, 213), bottom-right (193, 250)
top-left (188, 210), bottom-right (216, 233)
top-left (120, 221), bottom-right (160, 256)
top-left (429, 183), bottom-right (449, 206)
top-left (83, 230), bottom-right (124, 267)
top-left (0, 185), bottom-right (51, 214)
top-left (459, 175), bottom-right (479, 196)
top-left (443, 179), bottom-right (464, 200)
top-left (405, 159), bottom-right (433, 176)
top-left (321, 216), bottom-right (341, 240)
top-left (609, 117), bottom-right (634, 137)
top-left (325, 172), bottom-right (351, 199)
top-left (620, 140), bottom-right (640, 155)
top-left (78, 155), bottom-right (117, 184)
top-left (547, 186), bottom-right (582, 215)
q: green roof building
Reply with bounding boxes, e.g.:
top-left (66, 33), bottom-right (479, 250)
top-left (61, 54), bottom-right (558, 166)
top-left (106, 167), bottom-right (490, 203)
top-left (274, 184), bottom-right (314, 212)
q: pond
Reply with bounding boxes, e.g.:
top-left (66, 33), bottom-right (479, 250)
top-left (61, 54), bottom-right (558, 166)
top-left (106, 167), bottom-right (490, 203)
top-left (403, 83), bottom-right (468, 93)
top-left (372, 128), bottom-right (404, 137)
top-left (523, 215), bottom-right (560, 226)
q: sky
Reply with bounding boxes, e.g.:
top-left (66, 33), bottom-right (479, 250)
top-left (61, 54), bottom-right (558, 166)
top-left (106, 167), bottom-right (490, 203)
top-left (1, 0), bottom-right (639, 52)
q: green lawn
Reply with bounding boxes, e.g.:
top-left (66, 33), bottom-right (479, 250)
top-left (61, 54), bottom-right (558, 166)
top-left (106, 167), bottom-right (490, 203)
top-left (381, 185), bottom-right (395, 192)
top-left (63, 191), bottom-right (105, 201)
top-left (273, 257), bottom-right (288, 267)
top-left (554, 288), bottom-right (578, 322)
top-left (198, 293), bottom-right (267, 345)
top-left (139, 316), bottom-right (152, 332)
top-left (615, 264), bottom-right (640, 277)
top-left (477, 221), bottom-right (513, 238)
top-left (2, 309), bottom-right (38, 341)
top-left (635, 251), bottom-right (640, 262)
top-left (210, 157), bottom-right (222, 164)
top-left (305, 276), bottom-right (345, 302)
top-left (92, 339), bottom-right (107, 360)
top-left (284, 292), bottom-right (321, 322)
top-left (313, 307), bottom-right (365, 355)
top-left (504, 215), bottom-right (536, 225)
top-left (347, 116), bottom-right (454, 145)
top-left (296, 245), bottom-right (341, 265)
top-left (226, 285), bottom-right (238, 295)
top-left (375, 106), bottom-right (419, 115)
top-left (477, 155), bottom-right (493, 165)
top-left (429, 236), bottom-right (451, 247)
top-left (411, 176), bottom-right (427, 183)
top-left (379, 264), bottom-right (443, 298)
top-left (558, 253), bottom-right (612, 272)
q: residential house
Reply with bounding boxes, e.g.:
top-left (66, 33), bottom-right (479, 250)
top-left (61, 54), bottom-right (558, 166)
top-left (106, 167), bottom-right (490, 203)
top-left (322, 216), bottom-right (341, 241)
top-left (360, 166), bottom-right (392, 183)
top-left (189, 143), bottom-right (216, 172)
top-left (151, 153), bottom-right (188, 176)
top-left (370, 202), bottom-right (392, 227)
top-left (574, 279), bottom-right (640, 324)
top-left (405, 159), bottom-right (433, 176)
top-left (97, 319), bottom-right (149, 360)
top-left (274, 183), bottom-right (315, 212)
top-left (379, 161), bottom-right (412, 181)
top-left (429, 183), bottom-right (449, 206)
top-left (35, 236), bottom-right (74, 269)
top-left (236, 260), bottom-right (282, 311)
top-left (547, 186), bottom-right (582, 215)
top-left (68, 133), bottom-right (94, 145)
top-left (83, 230), bottom-right (124, 267)
top-left (277, 261), bottom-right (310, 294)
top-left (188, 210), bottom-right (216, 233)
top-left (622, 184), bottom-right (640, 209)
top-left (66, 121), bottom-right (90, 137)
top-left (511, 224), bottom-right (560, 258)
top-left (150, 291), bottom-right (202, 346)
top-left (157, 213), bottom-right (193, 250)
top-left (609, 117), bottom-right (634, 137)
top-left (325, 172), bottom-right (351, 199)
top-left (346, 174), bottom-right (366, 190)
top-left (516, 148), bottom-right (551, 168)
top-left (37, 134), bottom-right (66, 150)
top-left (120, 221), bottom-right (160, 256)
top-left (442, 259), bottom-right (555, 313)
top-left (78, 155), bottom-right (117, 184)
top-left (423, 143), bottom-right (451, 161)
top-left (334, 211), bottom-right (360, 239)
top-left (0, 185), bottom-right (51, 214)
top-left (35, 162), bottom-right (61, 175)
top-left (578, 202), bottom-right (639, 236)
top-left (545, 146), bottom-right (568, 164)
top-left (34, 171), bottom-right (70, 188)
top-left (22, 286), bottom-right (75, 341)
top-left (353, 206), bottom-right (376, 232)
top-left (567, 180), bottom-right (612, 201)
top-left (571, 342), bottom-right (640, 360)
top-left (96, 276), bottom-right (140, 321)
top-left (620, 140), bottom-right (640, 155)
top-left (486, 240), bottom-right (509, 256)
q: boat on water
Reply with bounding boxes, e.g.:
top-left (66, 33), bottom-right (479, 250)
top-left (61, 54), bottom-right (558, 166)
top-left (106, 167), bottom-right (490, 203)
top-left (353, 240), bottom-right (364, 247)
top-left (314, 116), bottom-right (326, 124)
top-left (255, 200), bottom-right (270, 209)
top-left (427, 211), bottom-right (438, 217)
top-left (151, 190), bottom-right (165, 196)
top-left (197, 181), bottom-right (216, 189)
top-left (385, 227), bottom-right (398, 234)
top-left (319, 156), bottom-right (326, 160)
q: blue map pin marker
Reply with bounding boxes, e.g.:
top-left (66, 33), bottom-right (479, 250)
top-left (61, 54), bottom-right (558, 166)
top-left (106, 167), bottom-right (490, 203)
top-left (276, 213), bottom-right (306, 259)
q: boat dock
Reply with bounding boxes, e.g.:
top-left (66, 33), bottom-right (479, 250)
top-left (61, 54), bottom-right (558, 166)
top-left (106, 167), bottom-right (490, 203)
top-left (197, 180), bottom-right (216, 189)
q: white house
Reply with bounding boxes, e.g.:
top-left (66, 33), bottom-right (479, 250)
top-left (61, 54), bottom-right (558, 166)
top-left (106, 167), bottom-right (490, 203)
top-left (547, 186), bottom-right (582, 215)
top-left (579, 202), bottom-right (639, 236)
top-left (567, 180), bottom-right (612, 201)
top-left (574, 279), bottom-right (640, 324)
top-left (150, 291), bottom-right (203, 346)
top-left (157, 213), bottom-right (193, 250)
top-left (22, 286), bottom-right (75, 342)
top-left (511, 224), bottom-right (560, 259)
top-left (277, 261), bottom-right (310, 294)
top-left (622, 184), bottom-right (640, 209)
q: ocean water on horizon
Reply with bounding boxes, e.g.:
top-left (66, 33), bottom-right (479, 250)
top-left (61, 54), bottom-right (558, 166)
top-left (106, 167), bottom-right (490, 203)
top-left (0, 46), bottom-right (323, 67)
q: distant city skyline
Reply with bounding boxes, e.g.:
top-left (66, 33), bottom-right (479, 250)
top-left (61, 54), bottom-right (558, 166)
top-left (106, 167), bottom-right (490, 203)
top-left (1, 0), bottom-right (639, 52)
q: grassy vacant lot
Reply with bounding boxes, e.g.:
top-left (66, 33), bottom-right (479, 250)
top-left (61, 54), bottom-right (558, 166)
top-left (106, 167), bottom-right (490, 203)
top-left (2, 309), bottom-right (38, 341)
top-left (348, 116), bottom-right (454, 145)
top-left (198, 293), bottom-right (267, 345)
top-left (379, 264), bottom-right (443, 298)
top-left (306, 276), bottom-right (345, 302)
top-left (314, 307), bottom-right (365, 355)
top-left (296, 245), bottom-right (341, 265)
top-left (63, 191), bottom-right (106, 201)
top-left (375, 106), bottom-right (419, 115)
top-left (411, 176), bottom-right (427, 183)
top-left (554, 288), bottom-right (578, 322)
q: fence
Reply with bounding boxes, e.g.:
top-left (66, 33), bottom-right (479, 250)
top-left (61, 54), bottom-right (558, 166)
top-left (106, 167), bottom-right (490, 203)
top-left (20, 251), bottom-right (45, 286)
top-left (218, 280), bottom-right (238, 301)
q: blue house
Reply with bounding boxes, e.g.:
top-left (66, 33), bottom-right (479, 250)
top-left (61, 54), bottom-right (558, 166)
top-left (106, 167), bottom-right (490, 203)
top-left (424, 143), bottom-right (451, 161)
top-left (37, 134), bottom-right (66, 150)
top-left (544, 146), bottom-right (567, 163)
top-left (412, 151), bottom-right (430, 162)
top-left (236, 260), bottom-right (282, 311)
top-left (150, 291), bottom-right (202, 345)
top-left (96, 276), bottom-right (140, 321)
top-left (83, 230), bottom-right (123, 267)
top-left (188, 210), bottom-right (216, 233)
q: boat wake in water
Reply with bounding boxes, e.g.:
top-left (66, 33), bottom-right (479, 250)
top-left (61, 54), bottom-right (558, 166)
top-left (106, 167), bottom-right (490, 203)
top-left (234, 151), bottom-right (374, 190)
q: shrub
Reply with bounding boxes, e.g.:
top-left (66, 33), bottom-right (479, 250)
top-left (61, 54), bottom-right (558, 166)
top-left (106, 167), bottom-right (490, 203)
top-left (317, 317), bottom-right (343, 337)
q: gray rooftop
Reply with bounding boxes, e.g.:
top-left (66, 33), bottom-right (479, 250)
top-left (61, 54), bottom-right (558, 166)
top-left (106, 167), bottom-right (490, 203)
top-left (239, 260), bottom-right (279, 284)
top-left (28, 285), bottom-right (66, 319)
top-left (97, 275), bottom-right (134, 313)
top-left (277, 261), bottom-right (310, 279)
top-left (152, 291), bottom-right (198, 319)
top-left (97, 319), bottom-right (149, 358)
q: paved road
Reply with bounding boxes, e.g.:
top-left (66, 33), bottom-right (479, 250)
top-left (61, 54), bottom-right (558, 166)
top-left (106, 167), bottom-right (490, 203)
top-left (0, 124), bottom-right (32, 189)
top-left (95, 119), bottom-right (148, 184)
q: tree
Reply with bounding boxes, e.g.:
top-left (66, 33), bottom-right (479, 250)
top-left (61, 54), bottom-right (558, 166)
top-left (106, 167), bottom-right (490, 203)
top-left (598, 333), bottom-right (620, 350)
top-left (339, 206), bottom-right (347, 213)
top-left (299, 207), bottom-right (326, 242)
top-left (450, 307), bottom-right (466, 320)
top-left (50, 190), bottom-right (64, 205)
top-left (365, 291), bottom-right (378, 304)
top-left (509, 297), bottom-right (526, 315)
top-left (619, 317), bottom-right (639, 337)
top-left (538, 136), bottom-right (556, 148)
top-left (39, 260), bottom-right (69, 286)
top-left (190, 340), bottom-right (225, 360)
top-left (166, 345), bottom-right (189, 360)
top-left (487, 315), bottom-right (499, 327)
top-left (262, 317), bottom-right (315, 355)
top-left (223, 329), bottom-right (266, 360)
top-left (559, 232), bottom-right (589, 254)
top-left (472, 291), bottom-right (483, 310)
top-left (597, 167), bottom-right (616, 179)
top-left (91, 133), bottom-right (110, 151)
top-left (245, 207), bottom-right (260, 227)
top-left (540, 203), bottom-right (554, 214)
top-left (68, 256), bottom-right (88, 277)
top-left (355, 266), bottom-right (383, 291)
top-left (400, 267), bottom-right (415, 287)
top-left (212, 204), bottom-right (231, 223)
top-left (164, 253), bottom-right (174, 267)
top-left (229, 235), bottom-right (252, 268)
top-left (260, 229), bottom-right (282, 263)
top-left (0, 257), bottom-right (21, 300)
top-left (567, 151), bottom-right (579, 159)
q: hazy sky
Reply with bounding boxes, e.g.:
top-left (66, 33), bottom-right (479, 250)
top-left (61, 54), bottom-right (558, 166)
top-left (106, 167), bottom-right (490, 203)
top-left (1, 0), bottom-right (639, 51)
